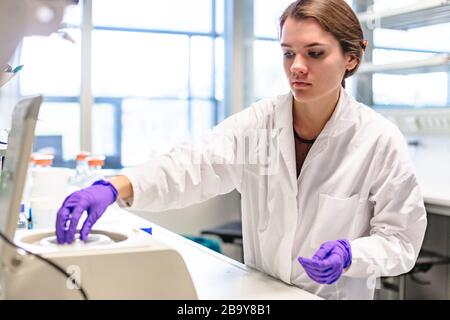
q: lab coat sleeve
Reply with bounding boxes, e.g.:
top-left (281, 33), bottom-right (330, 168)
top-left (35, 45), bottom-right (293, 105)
top-left (117, 106), bottom-right (259, 211)
top-left (344, 127), bottom-right (427, 279)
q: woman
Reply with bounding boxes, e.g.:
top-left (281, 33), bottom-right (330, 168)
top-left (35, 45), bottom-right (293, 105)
top-left (56, 0), bottom-right (427, 299)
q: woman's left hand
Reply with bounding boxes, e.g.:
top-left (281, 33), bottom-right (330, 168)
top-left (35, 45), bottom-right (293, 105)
top-left (298, 239), bottom-right (352, 284)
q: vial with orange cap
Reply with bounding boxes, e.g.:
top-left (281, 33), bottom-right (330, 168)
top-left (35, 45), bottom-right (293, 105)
top-left (71, 151), bottom-right (90, 187)
top-left (85, 156), bottom-right (106, 186)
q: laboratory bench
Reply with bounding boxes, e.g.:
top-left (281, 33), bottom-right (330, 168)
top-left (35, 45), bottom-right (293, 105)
top-left (387, 153), bottom-right (450, 299)
top-left (419, 180), bottom-right (450, 217)
top-left (99, 206), bottom-right (322, 300)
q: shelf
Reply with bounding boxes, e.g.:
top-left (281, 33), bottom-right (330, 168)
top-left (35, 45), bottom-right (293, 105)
top-left (375, 107), bottom-right (450, 135)
top-left (358, 0), bottom-right (450, 30)
top-left (358, 53), bottom-right (450, 74)
top-left (373, 104), bottom-right (450, 110)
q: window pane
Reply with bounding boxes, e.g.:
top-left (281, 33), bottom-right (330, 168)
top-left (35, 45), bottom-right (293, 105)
top-left (215, 37), bottom-right (224, 101)
top-left (373, 73), bottom-right (448, 107)
top-left (254, 0), bottom-right (293, 38)
top-left (216, 0), bottom-right (224, 34)
top-left (63, 3), bottom-right (82, 26)
top-left (93, 0), bottom-right (212, 32)
top-left (374, 23), bottom-right (450, 53)
top-left (121, 99), bottom-right (189, 166)
top-left (253, 40), bottom-right (289, 99)
top-left (92, 30), bottom-right (189, 98)
top-left (191, 100), bottom-right (214, 142)
top-left (92, 103), bottom-right (117, 156)
top-left (20, 31), bottom-right (81, 96)
top-left (34, 102), bottom-right (80, 162)
top-left (190, 37), bottom-right (213, 98)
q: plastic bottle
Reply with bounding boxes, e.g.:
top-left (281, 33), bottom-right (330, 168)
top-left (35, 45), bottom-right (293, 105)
top-left (30, 154), bottom-right (69, 229)
top-left (29, 154), bottom-right (54, 199)
top-left (71, 151), bottom-right (90, 187)
top-left (85, 156), bottom-right (106, 186)
top-left (33, 154), bottom-right (53, 169)
top-left (17, 203), bottom-right (28, 229)
top-left (29, 154), bottom-right (53, 229)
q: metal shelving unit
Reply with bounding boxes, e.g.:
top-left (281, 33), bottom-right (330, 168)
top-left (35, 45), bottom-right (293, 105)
top-left (359, 53), bottom-right (450, 75)
top-left (358, 0), bottom-right (450, 30)
top-left (355, 0), bottom-right (450, 107)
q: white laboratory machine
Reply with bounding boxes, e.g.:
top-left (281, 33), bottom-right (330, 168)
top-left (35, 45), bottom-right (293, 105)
top-left (0, 94), bottom-right (197, 300)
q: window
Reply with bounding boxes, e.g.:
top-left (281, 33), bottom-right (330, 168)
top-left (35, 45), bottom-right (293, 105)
top-left (121, 98), bottom-right (189, 166)
top-left (253, 0), bottom-right (293, 100)
top-left (20, 32), bottom-right (81, 97)
top-left (19, 28), bottom-right (81, 164)
top-left (253, 40), bottom-right (287, 99)
top-left (91, 31), bottom-right (190, 98)
top-left (19, 0), bottom-right (224, 168)
top-left (34, 102), bottom-right (80, 165)
top-left (92, 102), bottom-right (118, 160)
top-left (90, 0), bottom-right (224, 166)
top-left (92, 0), bottom-right (212, 32)
top-left (254, 0), bottom-right (294, 39)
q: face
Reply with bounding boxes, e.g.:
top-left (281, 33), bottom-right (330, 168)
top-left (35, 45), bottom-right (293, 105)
top-left (280, 17), bottom-right (358, 104)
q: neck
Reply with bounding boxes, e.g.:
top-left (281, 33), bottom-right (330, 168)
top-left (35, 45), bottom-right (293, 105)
top-left (292, 87), bottom-right (341, 140)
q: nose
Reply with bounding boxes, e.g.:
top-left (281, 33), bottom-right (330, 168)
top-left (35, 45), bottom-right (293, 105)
top-left (290, 55), bottom-right (308, 75)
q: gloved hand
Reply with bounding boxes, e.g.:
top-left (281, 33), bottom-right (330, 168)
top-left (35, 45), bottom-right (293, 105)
top-left (298, 239), bottom-right (352, 284)
top-left (55, 180), bottom-right (118, 244)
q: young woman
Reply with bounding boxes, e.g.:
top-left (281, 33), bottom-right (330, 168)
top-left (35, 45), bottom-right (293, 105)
top-left (56, 0), bottom-right (427, 299)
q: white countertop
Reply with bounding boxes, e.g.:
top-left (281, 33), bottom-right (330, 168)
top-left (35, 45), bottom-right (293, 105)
top-left (100, 206), bottom-right (322, 300)
top-left (417, 180), bottom-right (450, 216)
top-left (408, 144), bottom-right (450, 216)
top-left (420, 181), bottom-right (450, 207)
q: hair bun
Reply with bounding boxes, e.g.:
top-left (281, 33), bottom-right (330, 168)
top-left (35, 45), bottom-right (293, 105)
top-left (360, 39), bottom-right (368, 50)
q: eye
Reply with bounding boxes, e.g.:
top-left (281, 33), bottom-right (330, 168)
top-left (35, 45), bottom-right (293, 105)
top-left (283, 51), bottom-right (295, 59)
top-left (309, 51), bottom-right (324, 58)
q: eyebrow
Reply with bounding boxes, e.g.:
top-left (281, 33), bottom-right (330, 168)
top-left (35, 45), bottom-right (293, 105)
top-left (280, 42), bottom-right (327, 48)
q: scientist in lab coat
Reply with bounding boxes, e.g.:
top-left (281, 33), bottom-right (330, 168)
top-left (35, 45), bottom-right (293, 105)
top-left (56, 0), bottom-right (427, 299)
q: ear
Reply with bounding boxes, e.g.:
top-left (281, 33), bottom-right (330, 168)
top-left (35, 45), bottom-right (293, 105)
top-left (344, 54), bottom-right (359, 72)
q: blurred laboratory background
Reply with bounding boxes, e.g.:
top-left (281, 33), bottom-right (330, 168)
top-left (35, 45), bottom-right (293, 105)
top-left (1, 0), bottom-right (450, 300)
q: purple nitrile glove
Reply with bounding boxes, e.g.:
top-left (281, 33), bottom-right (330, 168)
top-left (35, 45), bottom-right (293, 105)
top-left (55, 180), bottom-right (118, 244)
top-left (298, 239), bottom-right (352, 285)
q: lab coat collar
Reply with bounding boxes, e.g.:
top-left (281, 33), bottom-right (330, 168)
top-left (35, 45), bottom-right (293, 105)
top-left (275, 86), bottom-right (356, 135)
top-left (273, 92), bottom-right (297, 191)
top-left (274, 87), bottom-right (357, 188)
top-left (318, 87), bottom-right (357, 138)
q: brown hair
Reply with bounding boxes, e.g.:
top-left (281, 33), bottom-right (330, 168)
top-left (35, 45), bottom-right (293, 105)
top-left (279, 0), bottom-right (366, 87)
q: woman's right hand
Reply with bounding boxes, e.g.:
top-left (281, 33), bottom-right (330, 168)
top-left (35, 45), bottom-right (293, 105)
top-left (55, 180), bottom-right (118, 244)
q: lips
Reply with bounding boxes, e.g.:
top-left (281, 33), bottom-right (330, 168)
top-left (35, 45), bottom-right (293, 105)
top-left (292, 81), bottom-right (312, 88)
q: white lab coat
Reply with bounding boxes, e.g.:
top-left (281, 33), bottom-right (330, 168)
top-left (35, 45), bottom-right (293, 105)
top-left (121, 87), bottom-right (427, 300)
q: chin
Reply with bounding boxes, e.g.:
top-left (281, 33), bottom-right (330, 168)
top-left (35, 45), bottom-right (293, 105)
top-left (291, 88), bottom-right (316, 103)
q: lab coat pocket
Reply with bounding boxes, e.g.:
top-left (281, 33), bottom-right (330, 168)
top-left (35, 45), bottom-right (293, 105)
top-left (310, 193), bottom-right (360, 249)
